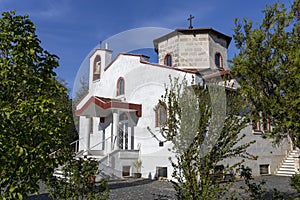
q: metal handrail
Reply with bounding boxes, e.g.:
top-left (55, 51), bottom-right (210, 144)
top-left (76, 136), bottom-right (112, 157)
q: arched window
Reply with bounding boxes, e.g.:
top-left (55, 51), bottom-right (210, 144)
top-left (155, 102), bottom-right (167, 127)
top-left (93, 55), bottom-right (101, 81)
top-left (164, 54), bottom-right (172, 67)
top-left (214, 52), bottom-right (223, 69)
top-left (117, 77), bottom-right (125, 96)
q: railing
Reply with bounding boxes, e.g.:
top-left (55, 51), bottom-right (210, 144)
top-left (49, 138), bottom-right (82, 156)
top-left (74, 137), bottom-right (112, 157)
top-left (70, 139), bottom-right (80, 153)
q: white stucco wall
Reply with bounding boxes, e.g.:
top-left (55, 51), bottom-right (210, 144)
top-left (77, 32), bottom-right (290, 179)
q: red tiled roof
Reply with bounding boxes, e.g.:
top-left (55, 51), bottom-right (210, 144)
top-left (75, 96), bottom-right (142, 117)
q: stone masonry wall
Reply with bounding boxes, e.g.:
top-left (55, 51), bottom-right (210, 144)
top-left (157, 32), bottom-right (229, 70)
top-left (209, 32), bottom-right (229, 70)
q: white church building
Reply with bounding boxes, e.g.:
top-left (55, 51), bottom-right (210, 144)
top-left (75, 27), bottom-right (298, 179)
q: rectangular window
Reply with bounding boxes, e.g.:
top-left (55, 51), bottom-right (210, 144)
top-left (259, 164), bottom-right (270, 175)
top-left (156, 167), bottom-right (167, 179)
top-left (252, 120), bottom-right (259, 130)
top-left (252, 119), bottom-right (262, 134)
top-left (159, 141), bottom-right (164, 147)
top-left (122, 166), bottom-right (131, 177)
top-left (100, 117), bottom-right (105, 123)
top-left (263, 118), bottom-right (271, 132)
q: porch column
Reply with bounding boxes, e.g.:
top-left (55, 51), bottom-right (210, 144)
top-left (112, 111), bottom-right (119, 150)
top-left (130, 126), bottom-right (134, 150)
top-left (83, 117), bottom-right (91, 155)
top-left (128, 126), bottom-right (132, 150)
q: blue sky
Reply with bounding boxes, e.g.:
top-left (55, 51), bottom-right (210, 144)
top-left (1, 0), bottom-right (292, 92)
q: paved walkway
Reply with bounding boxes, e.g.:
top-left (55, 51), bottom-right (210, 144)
top-left (27, 176), bottom-right (299, 200)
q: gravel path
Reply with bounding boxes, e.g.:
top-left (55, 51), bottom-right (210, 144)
top-left (27, 176), bottom-right (299, 200)
top-left (108, 179), bottom-right (176, 200)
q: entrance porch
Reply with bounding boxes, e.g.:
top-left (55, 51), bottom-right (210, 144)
top-left (75, 96), bottom-right (142, 157)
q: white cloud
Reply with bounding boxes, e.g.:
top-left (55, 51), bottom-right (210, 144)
top-left (30, 0), bottom-right (72, 19)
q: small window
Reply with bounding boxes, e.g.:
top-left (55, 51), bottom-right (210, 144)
top-left (156, 167), bottom-right (167, 179)
top-left (252, 115), bottom-right (272, 135)
top-left (252, 120), bottom-right (261, 132)
top-left (259, 164), bottom-right (270, 175)
top-left (155, 102), bottom-right (167, 127)
top-left (263, 118), bottom-right (271, 132)
top-left (159, 141), bottom-right (164, 147)
top-left (122, 166), bottom-right (131, 177)
top-left (100, 117), bottom-right (105, 123)
top-left (164, 54), bottom-right (172, 67)
top-left (93, 55), bottom-right (101, 81)
top-left (117, 77), bottom-right (125, 96)
top-left (215, 52), bottom-right (223, 69)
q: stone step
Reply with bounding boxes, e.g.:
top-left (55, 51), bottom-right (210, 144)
top-left (53, 169), bottom-right (65, 179)
top-left (276, 173), bottom-right (294, 177)
top-left (286, 156), bottom-right (295, 159)
top-left (275, 149), bottom-right (299, 177)
top-left (284, 160), bottom-right (295, 163)
top-left (276, 171), bottom-right (295, 174)
top-left (281, 162), bottom-right (295, 166)
top-left (278, 168), bottom-right (295, 172)
top-left (276, 170), bottom-right (296, 175)
top-left (282, 159), bottom-right (294, 162)
top-left (279, 165), bottom-right (295, 170)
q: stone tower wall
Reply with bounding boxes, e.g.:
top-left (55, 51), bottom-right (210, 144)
top-left (157, 32), bottom-right (228, 69)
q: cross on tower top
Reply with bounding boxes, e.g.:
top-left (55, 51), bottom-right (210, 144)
top-left (187, 14), bottom-right (195, 29)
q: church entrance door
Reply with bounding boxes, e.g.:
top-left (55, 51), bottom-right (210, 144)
top-left (118, 113), bottom-right (128, 150)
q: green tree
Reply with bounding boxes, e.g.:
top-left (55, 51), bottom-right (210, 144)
top-left (0, 11), bottom-right (72, 199)
top-left (46, 157), bottom-right (109, 200)
top-left (150, 77), bottom-right (255, 199)
top-left (72, 74), bottom-right (89, 133)
top-left (231, 1), bottom-right (300, 148)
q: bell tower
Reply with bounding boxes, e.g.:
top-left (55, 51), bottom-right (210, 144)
top-left (89, 43), bottom-right (113, 92)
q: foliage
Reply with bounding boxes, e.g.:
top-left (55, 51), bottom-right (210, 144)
top-left (73, 74), bottom-right (89, 105)
top-left (231, 0), bottom-right (300, 147)
top-left (154, 77), bottom-right (255, 200)
top-left (46, 157), bottom-right (109, 200)
top-left (72, 74), bottom-right (89, 135)
top-left (239, 166), bottom-right (284, 200)
top-left (58, 78), bottom-right (78, 144)
top-left (290, 174), bottom-right (300, 193)
top-left (239, 166), bottom-right (267, 199)
top-left (0, 11), bottom-right (73, 199)
top-left (133, 160), bottom-right (142, 173)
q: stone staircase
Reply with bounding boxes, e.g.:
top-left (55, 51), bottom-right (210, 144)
top-left (53, 165), bottom-right (64, 179)
top-left (53, 149), bottom-right (139, 181)
top-left (276, 150), bottom-right (299, 177)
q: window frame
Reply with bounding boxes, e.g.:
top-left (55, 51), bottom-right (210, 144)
top-left (252, 119), bottom-right (261, 132)
top-left (93, 55), bottom-right (101, 81)
top-left (259, 164), bottom-right (270, 175)
top-left (252, 116), bottom-right (272, 135)
top-left (164, 53), bottom-right (172, 67)
top-left (116, 77), bottom-right (125, 96)
top-left (155, 102), bottom-right (168, 127)
top-left (214, 52), bottom-right (223, 69)
top-left (263, 118), bottom-right (271, 132)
